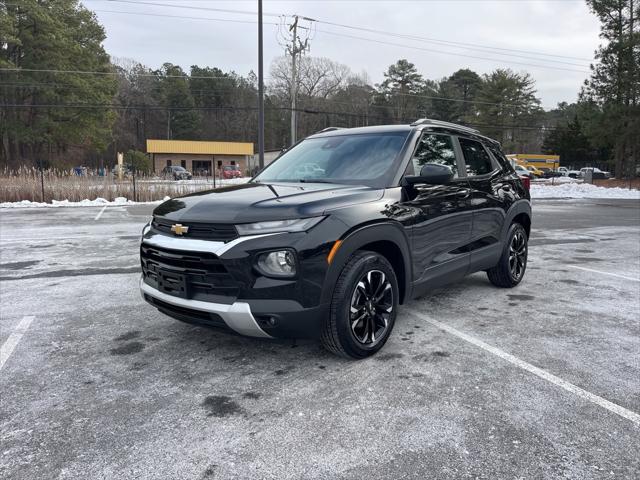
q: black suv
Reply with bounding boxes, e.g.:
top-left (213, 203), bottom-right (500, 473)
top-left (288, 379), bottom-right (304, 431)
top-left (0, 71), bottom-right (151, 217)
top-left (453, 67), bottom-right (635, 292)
top-left (140, 119), bottom-right (531, 358)
top-left (161, 165), bottom-right (193, 180)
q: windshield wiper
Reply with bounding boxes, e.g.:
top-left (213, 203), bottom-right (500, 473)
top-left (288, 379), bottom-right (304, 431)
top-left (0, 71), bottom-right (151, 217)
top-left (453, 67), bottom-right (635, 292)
top-left (298, 179), bottom-right (334, 184)
top-left (252, 180), bottom-right (280, 197)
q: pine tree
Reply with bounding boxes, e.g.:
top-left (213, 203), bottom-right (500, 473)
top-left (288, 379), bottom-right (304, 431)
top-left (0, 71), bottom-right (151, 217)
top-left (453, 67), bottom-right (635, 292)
top-left (475, 69), bottom-right (543, 152)
top-left (377, 59), bottom-right (426, 123)
top-left (157, 64), bottom-right (200, 140)
top-left (581, 0), bottom-right (639, 177)
top-left (0, 0), bottom-right (117, 166)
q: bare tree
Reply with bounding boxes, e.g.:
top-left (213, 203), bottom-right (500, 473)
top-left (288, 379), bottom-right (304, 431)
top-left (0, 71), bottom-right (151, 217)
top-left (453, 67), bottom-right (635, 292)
top-left (269, 56), bottom-right (351, 100)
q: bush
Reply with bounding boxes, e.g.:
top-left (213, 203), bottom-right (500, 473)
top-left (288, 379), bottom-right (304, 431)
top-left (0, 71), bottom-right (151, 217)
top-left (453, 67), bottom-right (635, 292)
top-left (124, 150), bottom-right (151, 173)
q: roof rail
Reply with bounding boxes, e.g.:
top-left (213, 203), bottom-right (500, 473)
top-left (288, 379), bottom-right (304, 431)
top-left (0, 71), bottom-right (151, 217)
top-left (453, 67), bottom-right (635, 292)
top-left (316, 127), bottom-right (344, 134)
top-left (410, 118), bottom-right (479, 134)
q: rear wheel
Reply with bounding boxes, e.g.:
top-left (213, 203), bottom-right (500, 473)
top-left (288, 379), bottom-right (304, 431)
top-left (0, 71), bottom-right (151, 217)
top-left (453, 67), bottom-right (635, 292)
top-left (321, 251), bottom-right (398, 359)
top-left (487, 223), bottom-right (528, 288)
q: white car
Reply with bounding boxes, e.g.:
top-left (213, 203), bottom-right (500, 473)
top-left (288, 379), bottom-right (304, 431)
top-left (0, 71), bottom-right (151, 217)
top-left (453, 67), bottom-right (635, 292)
top-left (580, 167), bottom-right (611, 179)
top-left (555, 167), bottom-right (569, 176)
top-left (514, 165), bottom-right (533, 178)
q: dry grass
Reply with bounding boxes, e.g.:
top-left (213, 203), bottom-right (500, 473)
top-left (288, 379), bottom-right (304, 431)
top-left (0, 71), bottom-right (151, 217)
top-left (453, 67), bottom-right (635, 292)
top-left (0, 167), bottom-right (230, 203)
top-left (593, 178), bottom-right (640, 190)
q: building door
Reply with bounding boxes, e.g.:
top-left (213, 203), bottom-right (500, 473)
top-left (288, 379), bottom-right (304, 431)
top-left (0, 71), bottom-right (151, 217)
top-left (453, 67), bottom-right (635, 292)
top-left (192, 160), bottom-right (212, 176)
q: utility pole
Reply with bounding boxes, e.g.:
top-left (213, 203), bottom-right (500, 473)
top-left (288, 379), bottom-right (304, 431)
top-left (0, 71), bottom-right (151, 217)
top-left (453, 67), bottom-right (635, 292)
top-left (258, 0), bottom-right (265, 169)
top-left (289, 16), bottom-right (300, 146)
top-left (278, 15), bottom-right (313, 146)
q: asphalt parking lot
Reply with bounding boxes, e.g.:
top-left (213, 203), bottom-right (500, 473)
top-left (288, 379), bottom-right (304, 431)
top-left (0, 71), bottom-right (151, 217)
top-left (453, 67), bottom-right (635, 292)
top-left (1, 199), bottom-right (639, 479)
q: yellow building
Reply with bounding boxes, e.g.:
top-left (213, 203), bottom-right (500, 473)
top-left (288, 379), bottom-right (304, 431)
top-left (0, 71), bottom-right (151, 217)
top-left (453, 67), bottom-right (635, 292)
top-left (146, 139), bottom-right (254, 176)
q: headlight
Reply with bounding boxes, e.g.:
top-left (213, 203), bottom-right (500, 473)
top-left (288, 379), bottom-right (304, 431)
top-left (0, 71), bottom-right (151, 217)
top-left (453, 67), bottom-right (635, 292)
top-left (236, 216), bottom-right (325, 235)
top-left (255, 250), bottom-right (297, 277)
top-left (141, 221), bottom-right (151, 237)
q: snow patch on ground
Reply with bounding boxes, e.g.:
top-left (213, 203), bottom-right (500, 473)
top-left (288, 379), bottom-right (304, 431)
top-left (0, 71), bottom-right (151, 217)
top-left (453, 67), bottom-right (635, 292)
top-left (0, 196), bottom-right (171, 208)
top-left (532, 176), bottom-right (580, 184)
top-left (531, 182), bottom-right (640, 199)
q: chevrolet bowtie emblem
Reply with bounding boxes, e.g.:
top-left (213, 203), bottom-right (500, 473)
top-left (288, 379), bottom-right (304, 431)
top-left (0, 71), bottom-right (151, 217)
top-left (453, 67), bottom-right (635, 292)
top-left (170, 224), bottom-right (189, 235)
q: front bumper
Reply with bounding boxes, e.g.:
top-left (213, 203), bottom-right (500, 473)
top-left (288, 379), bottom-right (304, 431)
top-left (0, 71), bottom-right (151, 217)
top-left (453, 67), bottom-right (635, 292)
top-left (140, 277), bottom-right (272, 338)
top-left (139, 228), bottom-right (335, 339)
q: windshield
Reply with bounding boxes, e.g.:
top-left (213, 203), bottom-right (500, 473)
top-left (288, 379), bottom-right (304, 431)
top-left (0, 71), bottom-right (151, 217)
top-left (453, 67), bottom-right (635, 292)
top-left (253, 132), bottom-right (410, 187)
top-left (173, 166), bottom-right (186, 172)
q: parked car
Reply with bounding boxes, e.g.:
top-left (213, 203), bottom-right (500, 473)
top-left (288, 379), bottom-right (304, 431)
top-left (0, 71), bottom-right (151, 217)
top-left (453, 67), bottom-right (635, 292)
top-left (140, 119), bottom-right (531, 358)
top-left (525, 165), bottom-right (545, 178)
top-left (162, 165), bottom-right (192, 180)
top-left (220, 165), bottom-right (243, 179)
top-left (539, 167), bottom-right (563, 179)
top-left (580, 167), bottom-right (611, 179)
top-left (567, 169), bottom-right (582, 178)
top-left (111, 164), bottom-right (133, 177)
top-left (556, 167), bottom-right (570, 176)
top-left (514, 164), bottom-right (533, 178)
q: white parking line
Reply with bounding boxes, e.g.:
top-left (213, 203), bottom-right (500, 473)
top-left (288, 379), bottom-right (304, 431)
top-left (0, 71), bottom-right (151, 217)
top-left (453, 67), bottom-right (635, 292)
top-left (94, 205), bottom-right (108, 221)
top-left (407, 309), bottom-right (640, 425)
top-left (0, 315), bottom-right (35, 371)
top-left (567, 265), bottom-right (640, 282)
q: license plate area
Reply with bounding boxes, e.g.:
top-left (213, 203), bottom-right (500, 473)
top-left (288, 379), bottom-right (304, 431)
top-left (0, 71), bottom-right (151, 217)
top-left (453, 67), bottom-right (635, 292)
top-left (157, 269), bottom-right (189, 298)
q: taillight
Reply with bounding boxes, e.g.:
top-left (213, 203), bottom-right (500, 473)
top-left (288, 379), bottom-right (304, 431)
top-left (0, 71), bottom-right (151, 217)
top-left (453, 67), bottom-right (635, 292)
top-left (519, 175), bottom-right (531, 191)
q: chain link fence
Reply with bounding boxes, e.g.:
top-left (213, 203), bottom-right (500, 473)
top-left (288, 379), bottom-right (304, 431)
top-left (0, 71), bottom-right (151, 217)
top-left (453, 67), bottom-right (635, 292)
top-left (0, 167), bottom-right (249, 203)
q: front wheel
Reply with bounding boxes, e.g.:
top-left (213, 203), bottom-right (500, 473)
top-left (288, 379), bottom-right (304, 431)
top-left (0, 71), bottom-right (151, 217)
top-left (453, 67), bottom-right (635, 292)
top-left (487, 223), bottom-right (528, 288)
top-left (321, 251), bottom-right (399, 359)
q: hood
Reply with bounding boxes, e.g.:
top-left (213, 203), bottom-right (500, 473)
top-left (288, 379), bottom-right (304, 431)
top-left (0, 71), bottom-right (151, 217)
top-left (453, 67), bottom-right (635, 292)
top-left (153, 182), bottom-right (383, 223)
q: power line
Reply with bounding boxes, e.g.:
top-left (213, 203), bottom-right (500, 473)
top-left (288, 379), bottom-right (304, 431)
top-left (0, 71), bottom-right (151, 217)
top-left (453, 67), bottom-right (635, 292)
top-left (0, 81), bottom-right (538, 110)
top-left (314, 29), bottom-right (591, 74)
top-left (311, 18), bottom-right (593, 63)
top-left (94, 8), bottom-right (279, 25)
top-left (90, 0), bottom-right (284, 17)
top-left (0, 103), bottom-right (563, 130)
top-left (0, 67), bottom-right (268, 81)
top-left (84, 0), bottom-right (593, 65)
top-left (91, 8), bottom-right (591, 72)
top-left (6, 1), bottom-right (593, 75)
top-left (93, 7), bottom-right (591, 69)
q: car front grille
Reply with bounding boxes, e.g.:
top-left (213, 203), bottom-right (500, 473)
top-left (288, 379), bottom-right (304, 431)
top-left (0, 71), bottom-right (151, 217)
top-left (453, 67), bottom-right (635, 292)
top-left (151, 217), bottom-right (238, 242)
top-left (140, 244), bottom-right (240, 302)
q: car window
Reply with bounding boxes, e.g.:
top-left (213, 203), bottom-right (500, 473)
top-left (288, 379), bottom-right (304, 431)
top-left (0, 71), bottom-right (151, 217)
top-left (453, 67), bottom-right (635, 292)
top-left (253, 132), bottom-right (410, 187)
top-left (411, 133), bottom-right (458, 178)
top-left (459, 138), bottom-right (496, 176)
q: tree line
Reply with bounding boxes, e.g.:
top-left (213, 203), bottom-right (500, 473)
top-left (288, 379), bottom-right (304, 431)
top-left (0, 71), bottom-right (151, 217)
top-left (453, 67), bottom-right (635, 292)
top-left (1, 0), bottom-right (638, 176)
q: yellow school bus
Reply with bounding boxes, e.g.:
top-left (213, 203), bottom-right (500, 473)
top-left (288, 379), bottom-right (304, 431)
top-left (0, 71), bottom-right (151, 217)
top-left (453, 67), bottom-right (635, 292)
top-left (506, 154), bottom-right (560, 169)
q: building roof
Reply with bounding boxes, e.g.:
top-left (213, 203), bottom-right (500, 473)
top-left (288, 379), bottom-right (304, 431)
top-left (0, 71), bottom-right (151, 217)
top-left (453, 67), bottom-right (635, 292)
top-left (146, 139), bottom-right (254, 155)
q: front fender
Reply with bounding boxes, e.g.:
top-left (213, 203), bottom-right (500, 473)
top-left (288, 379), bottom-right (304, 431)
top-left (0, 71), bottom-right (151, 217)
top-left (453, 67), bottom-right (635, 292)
top-left (320, 221), bottom-right (413, 305)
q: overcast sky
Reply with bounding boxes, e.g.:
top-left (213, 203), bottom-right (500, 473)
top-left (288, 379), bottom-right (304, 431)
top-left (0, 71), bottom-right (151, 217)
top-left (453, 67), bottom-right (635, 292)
top-left (86, 0), bottom-right (602, 109)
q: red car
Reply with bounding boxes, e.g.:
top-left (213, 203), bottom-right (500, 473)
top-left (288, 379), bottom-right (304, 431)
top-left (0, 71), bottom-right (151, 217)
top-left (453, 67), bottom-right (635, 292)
top-left (220, 165), bottom-right (243, 179)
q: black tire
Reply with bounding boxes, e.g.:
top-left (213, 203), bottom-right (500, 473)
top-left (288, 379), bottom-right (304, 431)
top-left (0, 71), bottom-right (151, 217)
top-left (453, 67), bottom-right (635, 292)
top-left (487, 222), bottom-right (528, 288)
top-left (321, 250), bottom-right (399, 359)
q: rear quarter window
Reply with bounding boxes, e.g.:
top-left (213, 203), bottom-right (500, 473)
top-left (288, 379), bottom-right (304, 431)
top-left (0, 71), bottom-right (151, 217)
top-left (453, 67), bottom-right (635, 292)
top-left (486, 144), bottom-right (513, 172)
top-left (459, 138), bottom-right (496, 176)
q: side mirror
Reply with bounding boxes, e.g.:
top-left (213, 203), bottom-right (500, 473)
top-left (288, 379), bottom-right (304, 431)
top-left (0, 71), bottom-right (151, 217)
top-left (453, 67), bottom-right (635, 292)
top-left (404, 164), bottom-right (454, 185)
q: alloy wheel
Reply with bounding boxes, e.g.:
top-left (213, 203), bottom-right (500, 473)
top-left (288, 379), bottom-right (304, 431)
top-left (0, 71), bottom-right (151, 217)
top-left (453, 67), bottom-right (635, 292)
top-left (349, 269), bottom-right (394, 346)
top-left (509, 230), bottom-right (527, 280)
